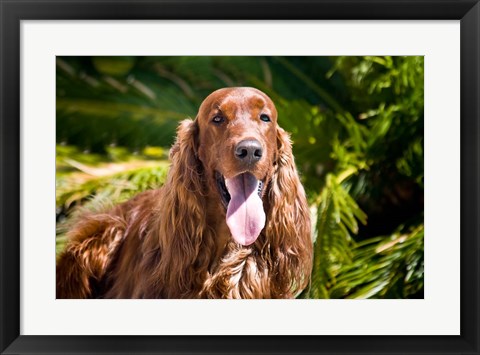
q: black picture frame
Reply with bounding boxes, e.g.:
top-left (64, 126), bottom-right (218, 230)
top-left (1, 1), bottom-right (479, 354)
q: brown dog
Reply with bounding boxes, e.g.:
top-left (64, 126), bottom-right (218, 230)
top-left (56, 87), bottom-right (313, 299)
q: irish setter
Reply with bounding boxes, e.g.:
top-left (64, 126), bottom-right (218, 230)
top-left (56, 87), bottom-right (313, 299)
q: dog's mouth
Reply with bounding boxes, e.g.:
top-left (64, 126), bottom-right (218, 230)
top-left (215, 171), bottom-right (266, 246)
top-left (216, 172), bottom-right (264, 208)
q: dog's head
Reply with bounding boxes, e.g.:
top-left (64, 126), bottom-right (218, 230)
top-left (170, 87), bottom-right (306, 247)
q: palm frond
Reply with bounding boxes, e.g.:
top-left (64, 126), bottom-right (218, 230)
top-left (306, 172), bottom-right (367, 299)
top-left (56, 162), bottom-right (169, 211)
top-left (329, 224), bottom-right (424, 298)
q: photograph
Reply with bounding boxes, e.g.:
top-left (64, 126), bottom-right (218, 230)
top-left (55, 56), bottom-right (424, 299)
top-left (2, 1), bottom-right (479, 353)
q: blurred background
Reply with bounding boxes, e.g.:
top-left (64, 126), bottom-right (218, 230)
top-left (56, 56), bottom-right (424, 299)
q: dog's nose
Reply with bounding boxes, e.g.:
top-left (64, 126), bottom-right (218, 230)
top-left (235, 139), bottom-right (263, 164)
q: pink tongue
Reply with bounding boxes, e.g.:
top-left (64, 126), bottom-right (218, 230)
top-left (225, 173), bottom-right (266, 246)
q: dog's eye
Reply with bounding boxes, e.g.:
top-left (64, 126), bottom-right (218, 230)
top-left (212, 115), bottom-right (225, 124)
top-left (260, 114), bottom-right (270, 122)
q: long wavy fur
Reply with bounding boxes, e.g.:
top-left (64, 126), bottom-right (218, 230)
top-left (57, 111), bottom-right (312, 299)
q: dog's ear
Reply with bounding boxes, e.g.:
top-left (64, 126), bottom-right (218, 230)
top-left (169, 119), bottom-right (199, 167)
top-left (141, 119), bottom-right (207, 297)
top-left (271, 126), bottom-right (303, 203)
top-left (265, 125), bottom-right (313, 297)
top-left (167, 119), bottom-right (204, 197)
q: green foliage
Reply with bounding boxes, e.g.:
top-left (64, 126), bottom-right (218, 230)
top-left (56, 162), bottom-right (168, 210)
top-left (330, 224), bottom-right (424, 299)
top-left (56, 144), bottom-right (169, 210)
top-left (307, 172), bottom-right (367, 299)
top-left (56, 56), bottom-right (424, 298)
top-left (55, 148), bottom-right (169, 255)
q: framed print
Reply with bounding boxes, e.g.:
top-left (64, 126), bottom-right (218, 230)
top-left (1, 0), bottom-right (479, 354)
